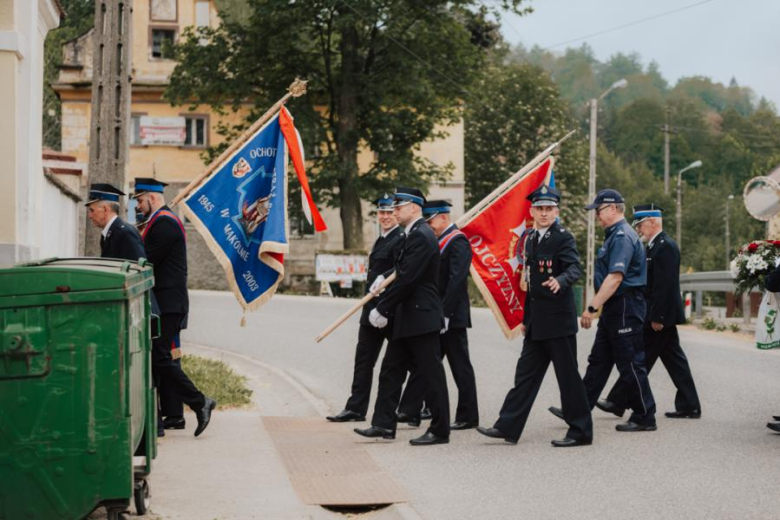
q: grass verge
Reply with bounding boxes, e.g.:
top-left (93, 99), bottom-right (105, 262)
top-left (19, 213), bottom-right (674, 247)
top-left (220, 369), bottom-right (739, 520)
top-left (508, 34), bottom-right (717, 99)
top-left (181, 354), bottom-right (253, 408)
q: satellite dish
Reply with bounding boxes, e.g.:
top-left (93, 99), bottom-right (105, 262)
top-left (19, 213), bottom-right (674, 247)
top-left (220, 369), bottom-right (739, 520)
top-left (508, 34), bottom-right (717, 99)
top-left (743, 176), bottom-right (780, 221)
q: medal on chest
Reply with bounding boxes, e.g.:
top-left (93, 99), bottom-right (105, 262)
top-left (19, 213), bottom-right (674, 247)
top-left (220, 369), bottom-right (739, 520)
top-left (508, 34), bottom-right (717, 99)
top-left (538, 260), bottom-right (544, 273)
top-left (546, 260), bottom-right (553, 274)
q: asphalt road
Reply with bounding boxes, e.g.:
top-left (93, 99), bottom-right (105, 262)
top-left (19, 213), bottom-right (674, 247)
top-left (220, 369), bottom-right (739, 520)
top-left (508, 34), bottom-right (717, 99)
top-left (182, 291), bottom-right (780, 520)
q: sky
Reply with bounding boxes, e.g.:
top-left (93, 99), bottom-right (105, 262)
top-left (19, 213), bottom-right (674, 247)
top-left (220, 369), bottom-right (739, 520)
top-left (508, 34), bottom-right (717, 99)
top-left (499, 0), bottom-right (780, 107)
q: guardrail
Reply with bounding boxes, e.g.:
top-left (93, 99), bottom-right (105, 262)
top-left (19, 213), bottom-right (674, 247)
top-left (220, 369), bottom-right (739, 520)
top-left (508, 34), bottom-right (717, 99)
top-left (679, 270), bottom-right (755, 323)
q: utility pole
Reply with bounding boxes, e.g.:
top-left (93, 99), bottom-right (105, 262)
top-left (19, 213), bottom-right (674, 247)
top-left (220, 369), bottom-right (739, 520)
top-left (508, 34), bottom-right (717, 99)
top-left (663, 106), bottom-right (671, 195)
top-left (725, 194), bottom-right (734, 269)
top-left (586, 98), bottom-right (597, 305)
top-left (85, 0), bottom-right (133, 256)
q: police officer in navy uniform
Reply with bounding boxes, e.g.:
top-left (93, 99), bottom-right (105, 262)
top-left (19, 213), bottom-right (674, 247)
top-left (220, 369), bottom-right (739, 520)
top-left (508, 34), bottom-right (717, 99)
top-left (397, 200), bottom-right (479, 430)
top-left (478, 185), bottom-right (592, 447)
top-left (354, 187), bottom-right (451, 446)
top-left (597, 204), bottom-right (701, 420)
top-left (133, 178), bottom-right (217, 437)
top-left (85, 183), bottom-right (146, 261)
top-left (327, 195), bottom-right (405, 422)
top-left (551, 189), bottom-right (657, 432)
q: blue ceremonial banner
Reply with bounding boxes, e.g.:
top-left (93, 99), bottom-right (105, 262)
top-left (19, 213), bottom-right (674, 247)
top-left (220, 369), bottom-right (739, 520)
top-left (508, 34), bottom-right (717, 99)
top-left (182, 114), bottom-right (288, 311)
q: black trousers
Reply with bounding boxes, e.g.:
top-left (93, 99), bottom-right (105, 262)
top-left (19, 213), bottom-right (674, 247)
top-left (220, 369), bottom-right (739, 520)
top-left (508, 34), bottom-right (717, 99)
top-left (606, 325), bottom-right (701, 412)
top-left (372, 332), bottom-right (451, 437)
top-left (398, 328), bottom-right (479, 423)
top-left (153, 313), bottom-right (205, 413)
top-left (160, 358), bottom-right (185, 419)
top-left (582, 327), bottom-right (656, 426)
top-left (344, 324), bottom-right (386, 416)
top-left (495, 334), bottom-right (592, 442)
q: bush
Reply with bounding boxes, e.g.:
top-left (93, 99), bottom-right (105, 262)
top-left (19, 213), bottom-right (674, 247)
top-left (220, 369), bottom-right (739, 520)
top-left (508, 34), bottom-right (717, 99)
top-left (729, 323), bottom-right (741, 333)
top-left (701, 317), bottom-right (718, 330)
top-left (716, 325), bottom-right (727, 332)
top-left (181, 355), bottom-right (253, 407)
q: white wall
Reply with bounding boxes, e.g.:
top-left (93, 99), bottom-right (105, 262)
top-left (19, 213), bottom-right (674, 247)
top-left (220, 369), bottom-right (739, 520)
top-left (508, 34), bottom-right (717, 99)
top-left (40, 175), bottom-right (80, 258)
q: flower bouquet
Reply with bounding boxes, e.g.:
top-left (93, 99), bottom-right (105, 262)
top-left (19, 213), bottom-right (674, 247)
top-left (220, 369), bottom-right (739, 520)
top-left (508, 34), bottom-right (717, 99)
top-left (730, 240), bottom-right (780, 296)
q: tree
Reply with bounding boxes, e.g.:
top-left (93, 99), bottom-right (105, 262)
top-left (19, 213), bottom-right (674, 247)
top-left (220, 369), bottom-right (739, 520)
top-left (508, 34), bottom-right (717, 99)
top-left (167, 0), bottom-right (531, 249)
top-left (464, 62), bottom-right (588, 242)
top-left (42, 0), bottom-right (94, 150)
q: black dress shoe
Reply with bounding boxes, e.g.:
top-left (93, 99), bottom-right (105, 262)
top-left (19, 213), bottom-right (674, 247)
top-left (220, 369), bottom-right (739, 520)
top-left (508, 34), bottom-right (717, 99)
top-left (767, 422), bottom-right (780, 433)
top-left (615, 421), bottom-right (657, 432)
top-left (163, 416), bottom-right (186, 430)
top-left (548, 406), bottom-right (564, 420)
top-left (409, 431), bottom-right (449, 446)
top-left (396, 412), bottom-right (421, 428)
top-left (476, 426), bottom-right (517, 444)
top-left (773, 416), bottom-right (780, 421)
top-left (551, 436), bottom-right (592, 448)
top-left (595, 399), bottom-right (626, 418)
top-left (420, 407), bottom-right (432, 420)
top-left (194, 397), bottom-right (217, 437)
top-left (326, 410), bottom-right (366, 422)
top-left (450, 421), bottom-right (478, 430)
top-left (354, 426), bottom-right (395, 439)
top-left (665, 409), bottom-right (701, 419)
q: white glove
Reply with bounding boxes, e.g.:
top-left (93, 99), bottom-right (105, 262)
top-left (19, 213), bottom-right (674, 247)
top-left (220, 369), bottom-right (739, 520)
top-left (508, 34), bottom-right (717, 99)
top-left (440, 317), bottom-right (450, 335)
top-left (369, 308), bottom-right (388, 329)
top-left (369, 275), bottom-right (386, 295)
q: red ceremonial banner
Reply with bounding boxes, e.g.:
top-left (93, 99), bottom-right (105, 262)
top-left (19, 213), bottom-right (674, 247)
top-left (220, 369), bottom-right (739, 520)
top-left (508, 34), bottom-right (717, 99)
top-left (460, 157), bottom-right (553, 339)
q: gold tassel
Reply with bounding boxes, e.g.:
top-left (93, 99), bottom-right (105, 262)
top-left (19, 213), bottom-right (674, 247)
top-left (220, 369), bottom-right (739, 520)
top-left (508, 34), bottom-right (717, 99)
top-left (240, 309), bottom-right (247, 327)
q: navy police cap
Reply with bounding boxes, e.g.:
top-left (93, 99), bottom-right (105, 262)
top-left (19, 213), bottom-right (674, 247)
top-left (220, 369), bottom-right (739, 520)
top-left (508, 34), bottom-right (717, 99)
top-left (526, 184), bottom-right (560, 207)
top-left (585, 188), bottom-right (625, 210)
top-left (85, 183), bottom-right (125, 206)
top-left (632, 203), bottom-right (664, 226)
top-left (391, 186), bottom-right (426, 208)
top-left (422, 200), bottom-right (452, 220)
top-left (374, 193), bottom-right (394, 211)
top-left (132, 177), bottom-right (168, 198)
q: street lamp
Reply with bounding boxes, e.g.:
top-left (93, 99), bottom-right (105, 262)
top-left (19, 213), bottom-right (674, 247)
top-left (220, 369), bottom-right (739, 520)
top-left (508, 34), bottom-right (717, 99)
top-left (586, 78), bottom-right (628, 304)
top-left (725, 194), bottom-right (735, 269)
top-left (676, 159), bottom-right (703, 248)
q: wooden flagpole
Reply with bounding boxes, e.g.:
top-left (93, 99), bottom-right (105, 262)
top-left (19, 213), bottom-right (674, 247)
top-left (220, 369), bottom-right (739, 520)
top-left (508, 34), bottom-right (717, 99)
top-left (314, 273), bottom-right (396, 343)
top-left (169, 78), bottom-right (308, 207)
top-left (313, 129), bottom-right (577, 344)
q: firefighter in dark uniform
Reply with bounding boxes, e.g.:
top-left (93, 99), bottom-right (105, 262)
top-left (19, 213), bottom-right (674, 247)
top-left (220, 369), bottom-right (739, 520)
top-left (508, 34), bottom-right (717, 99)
top-left (354, 187), bottom-right (451, 446)
top-left (598, 204), bottom-right (701, 419)
top-left (133, 178), bottom-right (216, 437)
top-left (764, 264), bottom-right (780, 433)
top-left (551, 189), bottom-right (656, 432)
top-left (85, 183), bottom-right (146, 261)
top-left (477, 185), bottom-right (592, 446)
top-left (327, 195), bottom-right (405, 422)
top-left (397, 200), bottom-right (479, 430)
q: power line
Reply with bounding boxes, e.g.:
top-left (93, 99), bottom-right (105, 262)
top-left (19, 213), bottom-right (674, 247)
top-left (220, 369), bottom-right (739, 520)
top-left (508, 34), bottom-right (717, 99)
top-left (542, 0), bottom-right (716, 51)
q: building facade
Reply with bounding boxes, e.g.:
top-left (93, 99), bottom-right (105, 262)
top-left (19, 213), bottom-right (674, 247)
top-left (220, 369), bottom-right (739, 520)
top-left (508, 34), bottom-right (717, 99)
top-left (55, 0), bottom-right (465, 289)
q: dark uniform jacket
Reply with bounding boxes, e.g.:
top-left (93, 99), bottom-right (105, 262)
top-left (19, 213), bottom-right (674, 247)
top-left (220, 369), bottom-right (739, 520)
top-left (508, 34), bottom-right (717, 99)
top-left (438, 225), bottom-right (472, 329)
top-left (360, 226), bottom-right (405, 327)
top-left (101, 217), bottom-right (146, 261)
top-left (376, 218), bottom-right (444, 339)
top-left (143, 206), bottom-right (189, 315)
top-left (645, 231), bottom-right (685, 327)
top-left (766, 264), bottom-right (780, 292)
top-left (523, 222), bottom-right (582, 341)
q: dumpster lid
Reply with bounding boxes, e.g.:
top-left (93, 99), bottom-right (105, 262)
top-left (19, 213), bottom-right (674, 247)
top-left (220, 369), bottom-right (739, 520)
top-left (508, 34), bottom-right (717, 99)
top-left (0, 257), bottom-right (154, 298)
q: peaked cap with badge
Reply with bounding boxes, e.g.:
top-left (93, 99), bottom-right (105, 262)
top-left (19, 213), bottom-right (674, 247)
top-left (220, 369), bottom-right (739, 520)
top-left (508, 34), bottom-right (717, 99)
top-left (422, 200), bottom-right (452, 220)
top-left (86, 183), bottom-right (125, 206)
top-left (132, 177), bottom-right (168, 198)
top-left (632, 203), bottom-right (664, 227)
top-left (391, 187), bottom-right (426, 208)
top-left (526, 184), bottom-right (560, 207)
top-left (374, 193), bottom-right (394, 212)
top-left (585, 188), bottom-right (625, 210)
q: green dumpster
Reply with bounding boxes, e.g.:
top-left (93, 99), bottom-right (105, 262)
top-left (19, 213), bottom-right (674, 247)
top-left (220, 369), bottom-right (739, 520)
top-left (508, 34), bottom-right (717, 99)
top-left (0, 258), bottom-right (157, 520)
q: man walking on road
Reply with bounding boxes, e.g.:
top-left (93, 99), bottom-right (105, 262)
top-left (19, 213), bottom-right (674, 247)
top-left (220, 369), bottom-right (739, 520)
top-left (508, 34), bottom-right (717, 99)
top-left (327, 195), bottom-right (404, 423)
top-left (86, 183), bottom-right (146, 262)
top-left (354, 187), bottom-right (451, 446)
top-left (397, 200), bottom-right (479, 430)
top-left (133, 178), bottom-right (216, 438)
top-left (551, 189), bottom-right (657, 432)
top-left (596, 204), bottom-right (701, 420)
top-left (478, 185), bottom-right (592, 447)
